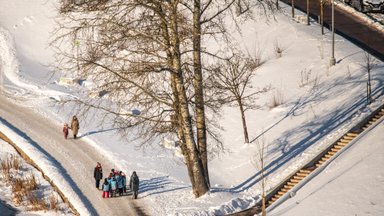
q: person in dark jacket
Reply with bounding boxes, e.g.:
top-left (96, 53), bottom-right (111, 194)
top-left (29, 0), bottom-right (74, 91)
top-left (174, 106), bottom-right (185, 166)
top-left (94, 162), bottom-right (103, 190)
top-left (117, 172), bottom-right (124, 196)
top-left (129, 171), bottom-right (139, 199)
top-left (120, 171), bottom-right (127, 193)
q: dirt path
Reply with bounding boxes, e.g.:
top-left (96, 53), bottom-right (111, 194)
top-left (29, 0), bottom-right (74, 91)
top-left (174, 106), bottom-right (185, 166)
top-left (0, 95), bottom-right (147, 216)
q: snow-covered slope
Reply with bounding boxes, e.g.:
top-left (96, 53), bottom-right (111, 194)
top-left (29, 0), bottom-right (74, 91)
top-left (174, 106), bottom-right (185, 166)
top-left (269, 118), bottom-right (384, 216)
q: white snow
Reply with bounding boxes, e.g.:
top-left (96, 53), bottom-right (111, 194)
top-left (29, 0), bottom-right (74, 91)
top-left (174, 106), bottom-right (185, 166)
top-left (0, 139), bottom-right (73, 216)
top-left (0, 0), bottom-right (383, 215)
top-left (269, 119), bottom-right (384, 216)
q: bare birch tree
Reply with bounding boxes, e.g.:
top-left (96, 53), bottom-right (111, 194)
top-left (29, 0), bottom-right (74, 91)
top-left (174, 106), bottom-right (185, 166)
top-left (362, 52), bottom-right (377, 105)
top-left (186, 0), bottom-right (253, 188)
top-left (207, 53), bottom-right (270, 143)
top-left (252, 137), bottom-right (269, 216)
top-left (183, 0), bottom-right (269, 187)
top-left (52, 0), bottom-right (277, 197)
top-left (52, 0), bottom-right (210, 197)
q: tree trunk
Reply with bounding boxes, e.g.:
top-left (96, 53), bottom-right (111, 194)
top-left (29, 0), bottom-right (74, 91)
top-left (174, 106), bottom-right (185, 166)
top-left (292, 0), bottom-right (295, 18)
top-left (193, 0), bottom-right (210, 188)
top-left (262, 192), bottom-right (266, 216)
top-left (171, 74), bottom-right (196, 189)
top-left (238, 99), bottom-right (249, 143)
top-left (170, 6), bottom-right (209, 197)
top-left (174, 71), bottom-right (209, 197)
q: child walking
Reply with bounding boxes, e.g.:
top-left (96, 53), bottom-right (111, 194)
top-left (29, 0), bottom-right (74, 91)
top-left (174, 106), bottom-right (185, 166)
top-left (110, 176), bottom-right (117, 198)
top-left (102, 178), bottom-right (110, 198)
top-left (63, 123), bottom-right (69, 139)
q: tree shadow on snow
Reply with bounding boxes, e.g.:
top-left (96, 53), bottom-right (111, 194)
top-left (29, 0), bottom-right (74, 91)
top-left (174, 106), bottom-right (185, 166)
top-left (77, 128), bottom-right (118, 139)
top-left (0, 199), bottom-right (19, 216)
top-left (138, 176), bottom-right (189, 198)
top-left (212, 70), bottom-right (384, 194)
top-left (0, 117), bottom-right (99, 215)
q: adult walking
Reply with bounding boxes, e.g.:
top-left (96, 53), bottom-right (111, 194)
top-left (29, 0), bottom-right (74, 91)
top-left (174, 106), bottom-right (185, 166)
top-left (129, 171), bottom-right (139, 199)
top-left (71, 115), bottom-right (79, 139)
top-left (94, 162), bottom-right (103, 190)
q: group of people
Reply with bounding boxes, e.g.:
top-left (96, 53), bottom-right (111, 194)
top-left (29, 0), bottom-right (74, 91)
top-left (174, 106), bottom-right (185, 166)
top-left (63, 117), bottom-right (140, 199)
top-left (62, 115), bottom-right (80, 139)
top-left (94, 162), bottom-right (140, 199)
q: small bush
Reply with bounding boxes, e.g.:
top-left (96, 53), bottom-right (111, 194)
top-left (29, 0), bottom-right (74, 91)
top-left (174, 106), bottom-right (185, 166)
top-left (11, 155), bottom-right (22, 170)
top-left (27, 193), bottom-right (48, 211)
top-left (274, 40), bottom-right (285, 58)
top-left (11, 178), bottom-right (25, 194)
top-left (49, 195), bottom-right (59, 211)
top-left (1, 154), bottom-right (23, 182)
top-left (25, 174), bottom-right (38, 191)
top-left (269, 89), bottom-right (285, 108)
top-left (13, 192), bottom-right (23, 206)
top-left (1, 159), bottom-right (12, 182)
top-left (0, 152), bottom-right (66, 213)
top-left (299, 68), bottom-right (312, 87)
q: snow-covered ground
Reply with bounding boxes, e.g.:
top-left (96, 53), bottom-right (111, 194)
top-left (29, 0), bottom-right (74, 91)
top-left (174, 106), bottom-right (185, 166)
top-left (269, 118), bottom-right (384, 216)
top-left (0, 0), bottom-right (383, 215)
top-left (0, 139), bottom-right (73, 216)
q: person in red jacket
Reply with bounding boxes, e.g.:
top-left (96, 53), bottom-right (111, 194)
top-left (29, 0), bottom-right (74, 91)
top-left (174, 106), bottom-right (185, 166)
top-left (62, 123), bottom-right (69, 139)
top-left (101, 178), bottom-right (110, 198)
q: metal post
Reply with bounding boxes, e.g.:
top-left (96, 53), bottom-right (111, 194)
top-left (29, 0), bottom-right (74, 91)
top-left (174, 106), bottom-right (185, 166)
top-left (320, 0), bottom-right (324, 35)
top-left (367, 70), bottom-right (372, 104)
top-left (307, 0), bottom-right (310, 25)
top-left (330, 0), bottom-right (336, 66)
top-left (0, 65), bottom-right (2, 94)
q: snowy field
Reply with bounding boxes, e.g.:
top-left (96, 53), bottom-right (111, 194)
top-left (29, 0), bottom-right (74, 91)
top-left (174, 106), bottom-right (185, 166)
top-left (269, 118), bottom-right (384, 216)
top-left (0, 0), bottom-right (383, 215)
